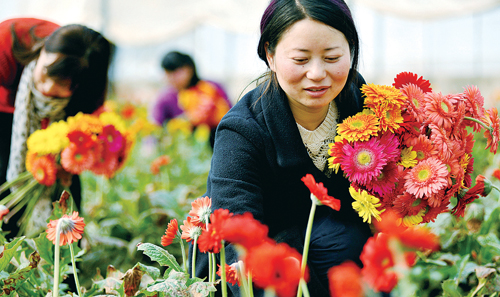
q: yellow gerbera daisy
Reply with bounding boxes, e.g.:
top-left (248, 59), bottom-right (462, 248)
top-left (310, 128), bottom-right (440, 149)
top-left (337, 112), bottom-right (379, 142)
top-left (349, 186), bottom-right (384, 224)
top-left (27, 120), bottom-right (69, 155)
top-left (399, 146), bottom-right (418, 168)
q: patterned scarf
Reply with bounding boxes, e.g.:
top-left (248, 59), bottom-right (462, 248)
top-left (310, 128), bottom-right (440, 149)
top-left (6, 60), bottom-right (70, 182)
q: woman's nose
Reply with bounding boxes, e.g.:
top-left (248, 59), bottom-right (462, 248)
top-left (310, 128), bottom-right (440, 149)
top-left (306, 60), bottom-right (327, 81)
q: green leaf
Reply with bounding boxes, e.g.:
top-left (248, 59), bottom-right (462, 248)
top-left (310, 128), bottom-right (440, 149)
top-left (480, 206), bottom-right (500, 235)
top-left (133, 262), bottom-right (161, 280)
top-left (442, 279), bottom-right (463, 297)
top-left (146, 278), bottom-right (189, 295)
top-left (188, 280), bottom-right (217, 297)
top-left (136, 243), bottom-right (181, 272)
top-left (477, 233), bottom-right (500, 253)
top-left (0, 236), bottom-right (25, 272)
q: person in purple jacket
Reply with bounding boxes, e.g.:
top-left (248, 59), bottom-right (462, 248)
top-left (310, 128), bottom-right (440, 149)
top-left (151, 51), bottom-right (232, 148)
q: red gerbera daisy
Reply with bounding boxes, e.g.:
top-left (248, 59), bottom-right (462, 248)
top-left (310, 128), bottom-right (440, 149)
top-left (222, 212), bottom-right (269, 251)
top-left (217, 263), bottom-right (240, 286)
top-left (46, 211), bottom-right (86, 246)
top-left (244, 240), bottom-right (303, 297)
top-left (67, 130), bottom-right (96, 149)
top-left (161, 218), bottom-right (179, 247)
top-left (197, 208), bottom-right (233, 253)
top-left (393, 71), bottom-right (432, 93)
top-left (31, 154), bottom-right (57, 186)
top-left (392, 191), bottom-right (428, 217)
top-left (188, 196), bottom-right (212, 225)
top-left (360, 234), bottom-right (398, 293)
top-left (328, 261), bottom-right (364, 297)
top-left (301, 174), bottom-right (340, 210)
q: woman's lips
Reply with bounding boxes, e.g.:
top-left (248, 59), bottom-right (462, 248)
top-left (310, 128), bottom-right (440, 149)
top-left (305, 86), bottom-right (329, 97)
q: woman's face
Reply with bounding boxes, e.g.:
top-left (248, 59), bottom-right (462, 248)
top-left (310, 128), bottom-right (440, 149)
top-left (165, 65), bottom-right (193, 91)
top-left (266, 18), bottom-right (351, 117)
top-left (33, 49), bottom-right (73, 98)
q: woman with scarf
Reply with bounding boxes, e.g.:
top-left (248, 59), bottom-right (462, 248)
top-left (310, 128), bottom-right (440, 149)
top-left (0, 18), bottom-right (113, 238)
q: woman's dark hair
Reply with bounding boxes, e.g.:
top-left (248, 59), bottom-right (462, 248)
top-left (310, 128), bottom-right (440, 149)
top-left (257, 0), bottom-right (360, 103)
top-left (11, 23), bottom-right (114, 116)
top-left (161, 51), bottom-right (199, 88)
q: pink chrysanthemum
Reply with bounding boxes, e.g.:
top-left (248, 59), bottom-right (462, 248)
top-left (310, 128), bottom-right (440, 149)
top-left (404, 157), bottom-right (449, 199)
top-left (341, 137), bottom-right (388, 185)
top-left (423, 92), bottom-right (457, 131)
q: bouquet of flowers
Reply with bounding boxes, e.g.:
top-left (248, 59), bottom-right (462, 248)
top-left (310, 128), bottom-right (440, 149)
top-left (328, 72), bottom-right (499, 226)
top-left (0, 111), bottom-right (134, 234)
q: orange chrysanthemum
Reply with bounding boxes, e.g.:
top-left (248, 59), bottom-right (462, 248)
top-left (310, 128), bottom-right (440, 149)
top-left (361, 83), bottom-right (407, 111)
top-left (31, 154), bottom-right (57, 186)
top-left (60, 143), bottom-right (96, 174)
top-left (372, 104), bottom-right (404, 133)
top-left (404, 157), bottom-right (449, 199)
top-left (161, 218), bottom-right (179, 247)
top-left (188, 196), bottom-right (212, 225)
top-left (46, 211), bottom-right (86, 246)
top-left (336, 112), bottom-right (379, 142)
top-left (150, 155), bottom-right (171, 175)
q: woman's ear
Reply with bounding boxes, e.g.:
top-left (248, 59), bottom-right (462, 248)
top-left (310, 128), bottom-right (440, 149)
top-left (265, 42), bottom-right (276, 72)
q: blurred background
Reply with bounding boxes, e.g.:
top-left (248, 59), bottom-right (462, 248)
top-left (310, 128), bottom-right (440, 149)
top-left (1, 0), bottom-right (500, 109)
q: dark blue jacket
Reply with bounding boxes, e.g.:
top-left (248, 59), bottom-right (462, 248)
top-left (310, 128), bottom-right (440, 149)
top-left (191, 72), bottom-right (372, 297)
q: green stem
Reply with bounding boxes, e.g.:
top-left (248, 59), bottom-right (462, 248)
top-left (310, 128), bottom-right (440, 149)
top-left (211, 253), bottom-right (217, 282)
top-left (3, 178), bottom-right (39, 210)
top-left (464, 116), bottom-right (489, 130)
top-left (192, 237), bottom-right (198, 278)
top-left (300, 279), bottom-right (310, 297)
top-left (296, 203), bottom-right (316, 297)
top-left (179, 237), bottom-right (188, 273)
top-left (53, 220), bottom-right (62, 297)
top-left (0, 171), bottom-right (32, 194)
top-left (208, 251), bottom-right (213, 283)
top-left (248, 271), bottom-right (253, 297)
top-left (237, 261), bottom-right (249, 297)
top-left (69, 244), bottom-right (83, 297)
top-left (220, 241), bottom-right (227, 297)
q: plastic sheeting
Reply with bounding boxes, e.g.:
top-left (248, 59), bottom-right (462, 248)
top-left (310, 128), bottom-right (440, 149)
top-left (352, 0), bottom-right (500, 19)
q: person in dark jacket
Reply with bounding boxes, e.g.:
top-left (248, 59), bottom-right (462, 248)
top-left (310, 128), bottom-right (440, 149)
top-left (190, 0), bottom-right (372, 296)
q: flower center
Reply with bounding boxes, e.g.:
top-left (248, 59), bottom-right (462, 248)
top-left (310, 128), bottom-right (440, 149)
top-left (412, 198), bottom-right (422, 207)
top-left (58, 217), bottom-right (76, 235)
top-left (417, 168), bottom-right (430, 181)
top-left (357, 150), bottom-right (372, 166)
top-left (440, 102), bottom-right (449, 113)
top-left (351, 120), bottom-right (365, 129)
top-left (412, 98), bottom-right (420, 108)
top-left (416, 151), bottom-right (425, 160)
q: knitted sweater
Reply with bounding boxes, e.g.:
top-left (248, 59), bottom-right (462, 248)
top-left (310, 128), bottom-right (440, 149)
top-left (0, 18), bottom-right (59, 114)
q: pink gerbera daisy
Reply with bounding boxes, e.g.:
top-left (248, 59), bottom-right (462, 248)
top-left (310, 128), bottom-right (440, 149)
top-left (341, 137), bottom-right (388, 185)
top-left (401, 84), bottom-right (426, 122)
top-left (462, 85), bottom-right (485, 132)
top-left (429, 124), bottom-right (454, 160)
top-left (188, 196), bottom-right (212, 225)
top-left (365, 161), bottom-right (400, 197)
top-left (404, 157), bottom-right (448, 199)
top-left (423, 92), bottom-right (457, 131)
top-left (180, 217), bottom-right (204, 243)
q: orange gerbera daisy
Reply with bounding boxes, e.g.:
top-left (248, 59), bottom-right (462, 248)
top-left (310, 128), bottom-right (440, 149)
top-left (91, 143), bottom-right (119, 178)
top-left (31, 154), bottom-right (57, 186)
top-left (404, 157), bottom-right (448, 199)
top-left (328, 261), bottom-right (364, 297)
top-left (188, 196), bottom-right (212, 225)
top-left (161, 218), bottom-right (179, 247)
top-left (372, 104), bottom-right (404, 133)
top-left (483, 107), bottom-right (500, 154)
top-left (150, 155), bottom-right (171, 175)
top-left (361, 83), bottom-right (407, 110)
top-left (393, 71), bottom-right (432, 93)
top-left (336, 112), bottom-right (379, 142)
top-left (60, 143), bottom-right (96, 174)
top-left (180, 217), bottom-right (204, 243)
top-left (46, 211), bottom-right (86, 246)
